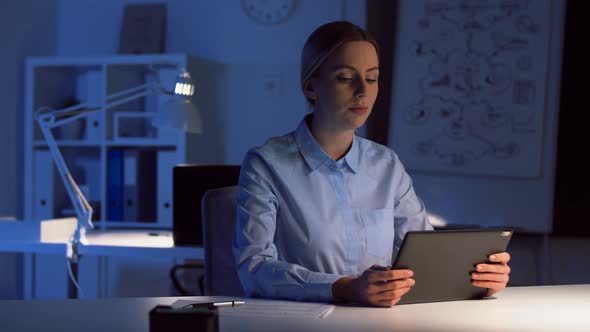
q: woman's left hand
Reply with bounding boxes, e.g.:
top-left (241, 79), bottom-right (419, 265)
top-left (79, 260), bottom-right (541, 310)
top-left (471, 252), bottom-right (511, 297)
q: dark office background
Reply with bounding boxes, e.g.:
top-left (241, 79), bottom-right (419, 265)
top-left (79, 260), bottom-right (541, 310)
top-left (552, 0), bottom-right (590, 237)
top-left (0, 0), bottom-right (588, 300)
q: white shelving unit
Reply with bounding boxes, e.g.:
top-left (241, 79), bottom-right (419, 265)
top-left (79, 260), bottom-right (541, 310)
top-left (24, 54), bottom-right (204, 230)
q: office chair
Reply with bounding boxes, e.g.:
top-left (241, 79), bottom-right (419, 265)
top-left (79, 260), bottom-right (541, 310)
top-left (169, 165), bottom-right (240, 296)
top-left (201, 185), bottom-right (244, 296)
top-left (172, 164), bottom-right (241, 246)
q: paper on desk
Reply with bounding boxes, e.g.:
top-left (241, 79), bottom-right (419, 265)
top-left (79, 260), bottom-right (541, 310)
top-left (171, 299), bottom-right (334, 319)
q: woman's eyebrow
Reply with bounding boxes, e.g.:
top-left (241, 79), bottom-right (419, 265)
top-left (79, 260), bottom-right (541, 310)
top-left (332, 65), bottom-right (380, 72)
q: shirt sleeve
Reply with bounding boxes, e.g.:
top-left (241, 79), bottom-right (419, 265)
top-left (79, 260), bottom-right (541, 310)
top-left (392, 153), bottom-right (434, 256)
top-left (233, 149), bottom-right (344, 302)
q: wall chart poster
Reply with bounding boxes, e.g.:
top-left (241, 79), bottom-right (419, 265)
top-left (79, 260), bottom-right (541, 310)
top-left (389, 0), bottom-right (553, 177)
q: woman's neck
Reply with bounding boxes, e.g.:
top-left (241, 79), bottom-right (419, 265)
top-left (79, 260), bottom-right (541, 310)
top-left (308, 114), bottom-right (354, 161)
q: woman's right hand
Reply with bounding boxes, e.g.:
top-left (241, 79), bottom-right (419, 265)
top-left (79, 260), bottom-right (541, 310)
top-left (332, 265), bottom-right (415, 307)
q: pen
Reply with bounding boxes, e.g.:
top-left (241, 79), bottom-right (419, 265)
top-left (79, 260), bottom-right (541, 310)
top-left (187, 300), bottom-right (246, 309)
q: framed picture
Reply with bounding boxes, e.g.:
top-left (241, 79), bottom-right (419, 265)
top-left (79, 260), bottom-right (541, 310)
top-left (118, 4), bottom-right (167, 54)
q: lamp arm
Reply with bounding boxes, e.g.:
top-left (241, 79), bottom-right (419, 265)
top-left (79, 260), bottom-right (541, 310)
top-left (37, 104), bottom-right (98, 128)
top-left (104, 83), bottom-right (156, 109)
top-left (105, 90), bottom-right (154, 109)
top-left (35, 111), bottom-right (95, 249)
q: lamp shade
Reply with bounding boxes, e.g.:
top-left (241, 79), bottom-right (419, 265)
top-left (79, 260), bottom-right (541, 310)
top-left (152, 96), bottom-right (202, 134)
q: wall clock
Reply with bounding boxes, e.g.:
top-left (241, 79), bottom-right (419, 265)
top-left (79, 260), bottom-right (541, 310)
top-left (241, 0), bottom-right (297, 26)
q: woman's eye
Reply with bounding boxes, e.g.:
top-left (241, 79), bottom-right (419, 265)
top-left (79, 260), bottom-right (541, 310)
top-left (366, 78), bottom-right (378, 84)
top-left (337, 76), bottom-right (353, 82)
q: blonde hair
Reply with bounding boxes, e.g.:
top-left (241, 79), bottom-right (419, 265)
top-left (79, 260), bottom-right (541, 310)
top-left (301, 21), bottom-right (379, 105)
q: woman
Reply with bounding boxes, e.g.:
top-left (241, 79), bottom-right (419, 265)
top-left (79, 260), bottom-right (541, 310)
top-left (233, 21), bottom-right (510, 307)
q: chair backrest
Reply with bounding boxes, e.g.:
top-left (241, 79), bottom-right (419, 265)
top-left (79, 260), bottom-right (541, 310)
top-left (201, 185), bottom-right (244, 296)
top-left (173, 165), bottom-right (240, 246)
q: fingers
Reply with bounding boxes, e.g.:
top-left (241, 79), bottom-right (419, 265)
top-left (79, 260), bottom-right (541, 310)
top-left (472, 260), bottom-right (510, 296)
top-left (471, 280), bottom-right (507, 291)
top-left (470, 253), bottom-right (511, 298)
top-left (368, 278), bottom-right (415, 295)
top-left (355, 267), bottom-right (416, 307)
top-left (471, 272), bottom-right (510, 283)
top-left (489, 252), bottom-right (511, 264)
top-left (371, 284), bottom-right (414, 307)
top-left (366, 268), bottom-right (414, 283)
top-left (376, 298), bottom-right (402, 307)
top-left (377, 284), bottom-right (413, 299)
top-left (475, 263), bottom-right (511, 274)
top-left (369, 264), bottom-right (390, 271)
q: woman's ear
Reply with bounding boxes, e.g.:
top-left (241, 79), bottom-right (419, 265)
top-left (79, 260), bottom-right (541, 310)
top-left (303, 80), bottom-right (316, 101)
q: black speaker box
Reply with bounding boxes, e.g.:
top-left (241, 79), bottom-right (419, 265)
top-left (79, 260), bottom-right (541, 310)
top-left (149, 305), bottom-right (218, 332)
top-left (172, 165), bottom-right (241, 246)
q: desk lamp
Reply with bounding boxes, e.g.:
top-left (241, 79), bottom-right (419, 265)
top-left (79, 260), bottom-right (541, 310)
top-left (35, 66), bottom-right (202, 265)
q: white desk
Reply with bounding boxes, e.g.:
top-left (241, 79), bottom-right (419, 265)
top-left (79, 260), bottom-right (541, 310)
top-left (1, 285), bottom-right (588, 332)
top-left (0, 218), bottom-right (203, 259)
top-left (0, 229), bottom-right (203, 259)
top-left (80, 229), bottom-right (203, 259)
top-left (0, 219), bottom-right (203, 299)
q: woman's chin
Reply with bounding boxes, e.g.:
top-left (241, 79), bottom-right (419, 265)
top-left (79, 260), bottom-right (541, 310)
top-left (349, 114), bottom-right (370, 130)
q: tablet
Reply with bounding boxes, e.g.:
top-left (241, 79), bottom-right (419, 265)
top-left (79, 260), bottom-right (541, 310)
top-left (392, 228), bottom-right (513, 305)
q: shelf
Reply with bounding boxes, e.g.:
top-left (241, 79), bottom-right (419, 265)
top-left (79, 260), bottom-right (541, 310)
top-left (34, 140), bottom-right (103, 147)
top-left (106, 140), bottom-right (177, 148)
top-left (25, 54), bottom-right (196, 232)
top-left (92, 221), bottom-right (170, 229)
top-left (33, 138), bottom-right (177, 148)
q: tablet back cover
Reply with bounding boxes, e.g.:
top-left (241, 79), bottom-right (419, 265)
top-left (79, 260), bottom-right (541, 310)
top-left (392, 229), bottom-right (513, 305)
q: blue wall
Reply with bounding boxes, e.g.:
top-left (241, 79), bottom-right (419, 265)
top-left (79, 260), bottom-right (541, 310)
top-left (0, 0), bottom-right (59, 299)
top-left (58, 0), bottom-right (351, 64)
top-left (0, 0), bottom-right (59, 219)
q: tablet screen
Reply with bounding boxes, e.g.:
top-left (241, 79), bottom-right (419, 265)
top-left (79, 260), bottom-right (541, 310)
top-left (392, 228), bottom-right (513, 305)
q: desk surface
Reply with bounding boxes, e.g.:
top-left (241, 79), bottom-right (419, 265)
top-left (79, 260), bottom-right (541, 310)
top-left (80, 229), bottom-right (203, 259)
top-left (0, 229), bottom-right (203, 259)
top-left (1, 284), bottom-right (588, 332)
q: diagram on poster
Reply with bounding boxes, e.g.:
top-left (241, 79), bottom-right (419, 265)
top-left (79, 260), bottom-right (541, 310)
top-left (389, 0), bottom-right (552, 177)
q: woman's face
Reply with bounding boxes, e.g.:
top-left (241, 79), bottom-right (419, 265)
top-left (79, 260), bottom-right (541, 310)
top-left (307, 40), bottom-right (379, 131)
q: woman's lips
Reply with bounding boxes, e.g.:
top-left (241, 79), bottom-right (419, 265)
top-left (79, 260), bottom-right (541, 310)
top-left (349, 106), bottom-right (369, 115)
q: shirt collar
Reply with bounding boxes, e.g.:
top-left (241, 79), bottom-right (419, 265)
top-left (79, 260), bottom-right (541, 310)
top-left (294, 114), bottom-right (359, 174)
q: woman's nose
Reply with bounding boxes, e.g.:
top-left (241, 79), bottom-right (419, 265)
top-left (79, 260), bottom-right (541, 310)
top-left (354, 80), bottom-right (366, 99)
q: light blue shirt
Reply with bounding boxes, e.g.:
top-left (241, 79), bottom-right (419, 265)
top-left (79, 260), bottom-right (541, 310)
top-left (233, 115), bottom-right (433, 302)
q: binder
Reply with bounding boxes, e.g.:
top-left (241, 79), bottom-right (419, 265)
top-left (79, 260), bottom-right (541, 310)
top-left (33, 150), bottom-right (54, 220)
top-left (138, 150), bottom-right (157, 222)
top-left (157, 151), bottom-right (177, 228)
top-left (107, 149), bottom-right (123, 221)
top-left (122, 149), bottom-right (157, 222)
top-left (123, 150), bottom-right (139, 221)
